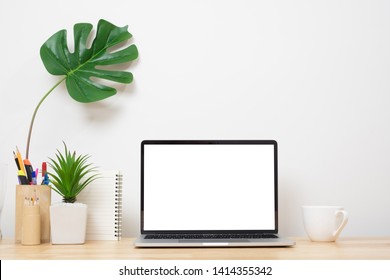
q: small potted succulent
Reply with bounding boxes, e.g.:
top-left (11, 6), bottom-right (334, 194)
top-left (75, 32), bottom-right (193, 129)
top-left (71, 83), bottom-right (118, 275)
top-left (48, 142), bottom-right (99, 244)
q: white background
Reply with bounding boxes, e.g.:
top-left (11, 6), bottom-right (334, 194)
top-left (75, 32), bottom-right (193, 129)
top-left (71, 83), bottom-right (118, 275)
top-left (1, 0), bottom-right (390, 238)
top-left (143, 144), bottom-right (275, 230)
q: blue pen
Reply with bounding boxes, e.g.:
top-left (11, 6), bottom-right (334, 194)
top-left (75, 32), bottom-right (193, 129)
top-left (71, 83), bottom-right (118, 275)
top-left (31, 171), bottom-right (37, 185)
top-left (43, 173), bottom-right (49, 185)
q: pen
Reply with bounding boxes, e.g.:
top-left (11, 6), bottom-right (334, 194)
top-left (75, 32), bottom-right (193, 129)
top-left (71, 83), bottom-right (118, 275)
top-left (31, 171), bottom-right (37, 185)
top-left (42, 162), bottom-right (47, 176)
top-left (23, 159), bottom-right (34, 183)
top-left (41, 162), bottom-right (47, 184)
top-left (42, 161), bottom-right (49, 185)
top-left (43, 173), bottom-right (49, 185)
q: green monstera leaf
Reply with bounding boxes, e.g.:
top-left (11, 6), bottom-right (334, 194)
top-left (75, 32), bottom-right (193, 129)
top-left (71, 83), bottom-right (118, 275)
top-left (40, 19), bottom-right (138, 103)
top-left (24, 19), bottom-right (138, 159)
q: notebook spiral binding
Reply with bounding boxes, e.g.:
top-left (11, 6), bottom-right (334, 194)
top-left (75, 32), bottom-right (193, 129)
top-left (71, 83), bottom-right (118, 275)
top-left (115, 173), bottom-right (123, 240)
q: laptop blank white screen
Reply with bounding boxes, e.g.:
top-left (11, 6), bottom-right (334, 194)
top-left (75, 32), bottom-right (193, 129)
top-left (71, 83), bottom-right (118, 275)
top-left (143, 143), bottom-right (276, 231)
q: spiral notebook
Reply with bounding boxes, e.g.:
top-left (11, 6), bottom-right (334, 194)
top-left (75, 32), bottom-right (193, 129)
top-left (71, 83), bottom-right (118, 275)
top-left (78, 170), bottom-right (122, 240)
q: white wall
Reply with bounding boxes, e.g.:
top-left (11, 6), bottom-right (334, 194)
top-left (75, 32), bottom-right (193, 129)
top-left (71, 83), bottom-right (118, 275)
top-left (1, 0), bottom-right (389, 238)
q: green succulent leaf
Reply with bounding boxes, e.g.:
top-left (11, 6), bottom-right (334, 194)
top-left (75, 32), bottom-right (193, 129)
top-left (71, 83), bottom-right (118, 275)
top-left (47, 142), bottom-right (100, 202)
top-left (40, 19), bottom-right (138, 103)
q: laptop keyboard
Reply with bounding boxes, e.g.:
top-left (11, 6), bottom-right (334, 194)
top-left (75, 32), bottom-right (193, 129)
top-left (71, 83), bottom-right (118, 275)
top-left (145, 233), bottom-right (278, 239)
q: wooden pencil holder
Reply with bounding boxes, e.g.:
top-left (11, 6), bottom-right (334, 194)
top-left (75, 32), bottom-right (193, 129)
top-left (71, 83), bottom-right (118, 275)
top-left (15, 185), bottom-right (51, 243)
top-left (21, 205), bottom-right (41, 245)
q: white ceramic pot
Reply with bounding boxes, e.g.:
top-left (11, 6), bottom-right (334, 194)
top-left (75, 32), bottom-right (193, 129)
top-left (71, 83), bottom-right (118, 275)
top-left (50, 202), bottom-right (88, 244)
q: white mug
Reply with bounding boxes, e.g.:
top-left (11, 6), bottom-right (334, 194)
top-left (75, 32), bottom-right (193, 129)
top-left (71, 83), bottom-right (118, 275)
top-left (302, 206), bottom-right (349, 242)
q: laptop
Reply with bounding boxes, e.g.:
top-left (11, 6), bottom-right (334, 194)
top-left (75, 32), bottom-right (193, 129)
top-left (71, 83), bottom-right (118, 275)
top-left (134, 140), bottom-right (295, 247)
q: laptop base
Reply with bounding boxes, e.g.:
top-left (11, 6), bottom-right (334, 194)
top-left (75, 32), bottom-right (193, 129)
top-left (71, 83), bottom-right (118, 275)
top-left (134, 235), bottom-right (295, 247)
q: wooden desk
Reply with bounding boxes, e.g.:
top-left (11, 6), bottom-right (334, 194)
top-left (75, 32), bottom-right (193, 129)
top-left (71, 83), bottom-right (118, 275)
top-left (1, 237), bottom-right (389, 260)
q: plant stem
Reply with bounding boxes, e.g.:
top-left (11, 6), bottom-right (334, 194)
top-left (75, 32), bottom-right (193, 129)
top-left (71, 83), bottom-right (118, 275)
top-left (25, 77), bottom-right (67, 159)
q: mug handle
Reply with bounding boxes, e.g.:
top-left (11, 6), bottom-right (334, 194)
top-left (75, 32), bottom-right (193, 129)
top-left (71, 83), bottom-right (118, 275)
top-left (333, 210), bottom-right (349, 240)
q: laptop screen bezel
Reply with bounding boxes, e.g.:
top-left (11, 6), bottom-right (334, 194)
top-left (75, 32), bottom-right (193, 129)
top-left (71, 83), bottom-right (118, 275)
top-left (140, 140), bottom-right (278, 235)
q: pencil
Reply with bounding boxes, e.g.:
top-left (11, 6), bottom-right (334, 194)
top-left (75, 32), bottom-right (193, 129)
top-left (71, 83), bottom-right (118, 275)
top-left (15, 146), bottom-right (26, 175)
top-left (13, 151), bottom-right (21, 170)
